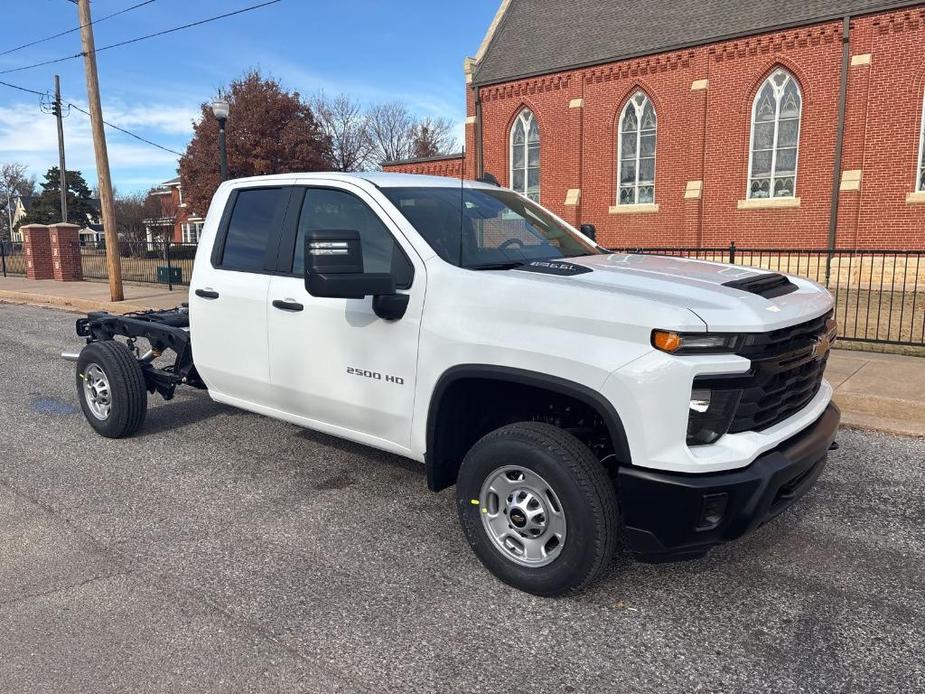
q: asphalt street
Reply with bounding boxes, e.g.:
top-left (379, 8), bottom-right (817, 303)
top-left (1, 302), bottom-right (923, 693)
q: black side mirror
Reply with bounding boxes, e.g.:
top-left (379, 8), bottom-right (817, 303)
top-left (304, 229), bottom-right (409, 320)
top-left (580, 223), bottom-right (597, 242)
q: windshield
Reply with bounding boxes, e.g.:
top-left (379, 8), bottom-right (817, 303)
top-left (381, 186), bottom-right (600, 269)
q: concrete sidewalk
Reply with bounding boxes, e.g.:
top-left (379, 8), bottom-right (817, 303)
top-left (828, 349), bottom-right (925, 437)
top-left (0, 277), bottom-right (184, 314)
top-left (1, 276), bottom-right (923, 437)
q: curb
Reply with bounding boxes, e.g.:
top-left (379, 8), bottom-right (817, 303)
top-left (835, 398), bottom-right (925, 438)
top-left (0, 289), bottom-right (157, 315)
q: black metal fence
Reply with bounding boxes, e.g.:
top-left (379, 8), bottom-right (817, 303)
top-left (0, 239), bottom-right (199, 288)
top-left (78, 241), bottom-right (199, 290)
top-left (3, 237), bottom-right (923, 348)
top-left (610, 243), bottom-right (925, 347)
top-left (0, 241), bottom-right (26, 277)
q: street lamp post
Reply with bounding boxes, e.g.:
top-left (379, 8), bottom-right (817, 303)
top-left (211, 98), bottom-right (230, 182)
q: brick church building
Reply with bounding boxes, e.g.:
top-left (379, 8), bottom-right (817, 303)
top-left (384, 0), bottom-right (925, 249)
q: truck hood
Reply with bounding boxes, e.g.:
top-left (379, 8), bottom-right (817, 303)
top-left (513, 253), bottom-right (834, 332)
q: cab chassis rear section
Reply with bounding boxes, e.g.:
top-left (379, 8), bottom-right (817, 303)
top-left (70, 307), bottom-right (206, 400)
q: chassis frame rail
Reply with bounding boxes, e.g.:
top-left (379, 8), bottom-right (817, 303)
top-left (75, 307), bottom-right (206, 399)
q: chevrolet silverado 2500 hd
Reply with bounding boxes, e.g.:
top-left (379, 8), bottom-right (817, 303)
top-left (66, 172), bottom-right (840, 595)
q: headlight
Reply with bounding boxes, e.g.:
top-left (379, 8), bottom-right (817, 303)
top-left (652, 329), bottom-right (741, 354)
top-left (687, 388), bottom-right (742, 445)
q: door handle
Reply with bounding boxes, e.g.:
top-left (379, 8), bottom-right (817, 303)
top-left (195, 288), bottom-right (220, 299)
top-left (272, 299), bottom-right (304, 312)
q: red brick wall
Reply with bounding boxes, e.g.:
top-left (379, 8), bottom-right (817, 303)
top-left (849, 11), bottom-right (925, 249)
top-left (148, 185), bottom-right (196, 243)
top-left (383, 156), bottom-right (465, 179)
top-left (464, 6), bottom-right (925, 250)
top-left (22, 225), bottom-right (53, 280)
top-left (49, 224), bottom-right (82, 281)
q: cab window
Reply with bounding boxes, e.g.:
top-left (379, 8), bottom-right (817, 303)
top-left (292, 188), bottom-right (412, 288)
top-left (218, 187), bottom-right (289, 272)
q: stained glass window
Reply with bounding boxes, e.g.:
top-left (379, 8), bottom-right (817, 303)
top-left (918, 91), bottom-right (925, 191)
top-left (748, 69), bottom-right (802, 199)
top-left (510, 109), bottom-right (540, 202)
top-left (617, 91), bottom-right (657, 205)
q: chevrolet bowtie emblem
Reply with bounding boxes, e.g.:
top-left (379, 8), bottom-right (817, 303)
top-left (812, 333), bottom-right (832, 359)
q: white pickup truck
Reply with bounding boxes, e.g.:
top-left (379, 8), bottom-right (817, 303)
top-left (67, 172), bottom-right (840, 595)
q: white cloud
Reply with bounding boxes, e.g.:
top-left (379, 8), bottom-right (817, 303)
top-left (0, 99), bottom-right (186, 191)
top-left (86, 100), bottom-right (201, 136)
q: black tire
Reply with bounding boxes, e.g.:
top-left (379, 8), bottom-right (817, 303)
top-left (456, 422), bottom-right (618, 596)
top-left (76, 340), bottom-right (147, 438)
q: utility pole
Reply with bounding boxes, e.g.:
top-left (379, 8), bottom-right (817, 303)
top-left (53, 75), bottom-right (68, 224)
top-left (76, 0), bottom-right (123, 302)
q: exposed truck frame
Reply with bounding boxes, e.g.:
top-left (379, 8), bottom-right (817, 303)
top-left (68, 307), bottom-right (205, 399)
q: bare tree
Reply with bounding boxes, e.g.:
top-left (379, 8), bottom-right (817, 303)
top-left (139, 187), bottom-right (180, 255)
top-left (366, 102), bottom-right (417, 166)
top-left (311, 92), bottom-right (374, 171)
top-left (113, 191), bottom-right (152, 254)
top-left (0, 162), bottom-right (36, 241)
top-left (410, 117), bottom-right (458, 159)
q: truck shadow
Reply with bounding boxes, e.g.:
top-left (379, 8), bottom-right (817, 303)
top-left (293, 426), bottom-right (425, 478)
top-left (135, 392), bottom-right (230, 437)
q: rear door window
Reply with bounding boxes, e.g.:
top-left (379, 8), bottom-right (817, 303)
top-left (219, 187), bottom-right (289, 272)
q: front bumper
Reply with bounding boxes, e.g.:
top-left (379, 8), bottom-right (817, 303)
top-left (617, 402), bottom-right (840, 561)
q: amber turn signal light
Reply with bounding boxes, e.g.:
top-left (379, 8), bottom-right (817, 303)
top-left (652, 330), bottom-right (682, 353)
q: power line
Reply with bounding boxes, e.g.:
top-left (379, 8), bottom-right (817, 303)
top-left (0, 0), bottom-right (282, 75)
top-left (0, 78), bottom-right (183, 157)
top-left (0, 54), bottom-right (75, 76)
top-left (0, 1), bottom-right (156, 58)
top-left (0, 79), bottom-right (45, 97)
top-left (67, 102), bottom-right (184, 156)
top-left (94, 0), bottom-right (282, 55)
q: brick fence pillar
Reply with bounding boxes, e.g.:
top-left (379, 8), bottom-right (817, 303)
top-left (21, 224), bottom-right (53, 279)
top-left (49, 223), bottom-right (83, 281)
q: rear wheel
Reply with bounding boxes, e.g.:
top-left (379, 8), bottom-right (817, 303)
top-left (456, 422), bottom-right (618, 596)
top-left (76, 340), bottom-right (147, 438)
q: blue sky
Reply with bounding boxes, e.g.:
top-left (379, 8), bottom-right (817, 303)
top-left (0, 0), bottom-right (499, 193)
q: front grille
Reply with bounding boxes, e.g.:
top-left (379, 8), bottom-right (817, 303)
top-left (695, 311), bottom-right (834, 433)
top-left (728, 351), bottom-right (829, 432)
top-left (736, 311), bottom-right (832, 359)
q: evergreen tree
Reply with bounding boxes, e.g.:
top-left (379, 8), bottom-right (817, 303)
top-left (21, 167), bottom-right (98, 227)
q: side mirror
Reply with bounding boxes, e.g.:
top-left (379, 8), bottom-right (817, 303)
top-left (304, 229), bottom-right (393, 299)
top-left (580, 223), bottom-right (597, 242)
top-left (304, 229), bottom-right (409, 320)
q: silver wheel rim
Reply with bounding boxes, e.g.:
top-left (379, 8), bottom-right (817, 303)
top-left (479, 465), bottom-right (567, 567)
top-left (82, 363), bottom-right (111, 421)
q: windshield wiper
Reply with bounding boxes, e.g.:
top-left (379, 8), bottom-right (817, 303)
top-left (467, 261), bottom-right (528, 271)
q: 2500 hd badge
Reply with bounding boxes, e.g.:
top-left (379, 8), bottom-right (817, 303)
top-left (346, 366), bottom-right (405, 385)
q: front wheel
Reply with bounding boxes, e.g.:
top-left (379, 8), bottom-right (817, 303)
top-left (76, 340), bottom-right (147, 438)
top-left (456, 422), bottom-right (618, 596)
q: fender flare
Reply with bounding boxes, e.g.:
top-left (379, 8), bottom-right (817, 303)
top-left (425, 364), bottom-right (632, 491)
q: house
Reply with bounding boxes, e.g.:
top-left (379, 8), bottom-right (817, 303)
top-left (383, 0), bottom-right (925, 250)
top-left (79, 223), bottom-right (105, 245)
top-left (7, 195), bottom-right (34, 243)
top-left (144, 176), bottom-right (204, 245)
